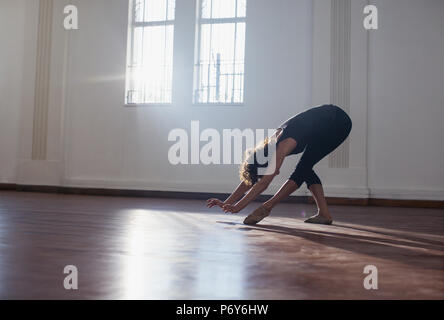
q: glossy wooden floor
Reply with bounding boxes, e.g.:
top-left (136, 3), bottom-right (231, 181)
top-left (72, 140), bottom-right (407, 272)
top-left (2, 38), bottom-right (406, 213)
top-left (0, 191), bottom-right (443, 300)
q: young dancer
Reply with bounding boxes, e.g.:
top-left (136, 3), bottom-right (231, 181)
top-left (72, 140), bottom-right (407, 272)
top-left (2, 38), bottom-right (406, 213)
top-left (207, 104), bottom-right (352, 225)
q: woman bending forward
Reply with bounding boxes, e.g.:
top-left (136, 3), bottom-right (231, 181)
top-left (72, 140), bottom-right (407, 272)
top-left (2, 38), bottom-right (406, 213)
top-left (207, 104), bottom-right (352, 226)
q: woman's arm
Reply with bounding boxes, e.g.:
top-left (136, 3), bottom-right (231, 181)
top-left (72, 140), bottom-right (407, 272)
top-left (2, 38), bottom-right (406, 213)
top-left (222, 138), bottom-right (296, 213)
top-left (224, 182), bottom-right (252, 204)
top-left (207, 181), bottom-right (251, 208)
top-left (224, 172), bottom-right (278, 213)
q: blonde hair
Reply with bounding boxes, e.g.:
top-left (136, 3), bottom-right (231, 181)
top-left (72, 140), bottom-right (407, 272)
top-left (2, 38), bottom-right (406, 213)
top-left (239, 138), bottom-right (270, 186)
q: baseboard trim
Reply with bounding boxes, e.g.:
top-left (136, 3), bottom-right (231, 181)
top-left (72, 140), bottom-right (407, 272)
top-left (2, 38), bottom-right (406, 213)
top-left (1, 183), bottom-right (443, 209)
top-left (367, 198), bottom-right (444, 209)
top-left (0, 183), bottom-right (17, 191)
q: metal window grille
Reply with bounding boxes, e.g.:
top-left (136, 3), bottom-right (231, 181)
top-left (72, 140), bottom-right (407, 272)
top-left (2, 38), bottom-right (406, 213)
top-left (126, 0), bottom-right (176, 104)
top-left (194, 0), bottom-right (247, 104)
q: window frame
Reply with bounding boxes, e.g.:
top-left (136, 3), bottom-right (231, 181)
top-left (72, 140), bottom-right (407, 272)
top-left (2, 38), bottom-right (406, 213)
top-left (193, 0), bottom-right (247, 106)
top-left (124, 0), bottom-right (176, 107)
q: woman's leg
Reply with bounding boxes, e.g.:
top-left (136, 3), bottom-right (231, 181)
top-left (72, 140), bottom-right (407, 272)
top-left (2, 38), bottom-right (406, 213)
top-left (292, 143), bottom-right (336, 224)
top-left (263, 180), bottom-right (299, 211)
top-left (262, 172), bottom-right (332, 220)
top-left (290, 126), bottom-right (351, 224)
top-left (245, 111), bottom-right (351, 225)
top-left (308, 184), bottom-right (332, 221)
top-left (244, 180), bottom-right (299, 225)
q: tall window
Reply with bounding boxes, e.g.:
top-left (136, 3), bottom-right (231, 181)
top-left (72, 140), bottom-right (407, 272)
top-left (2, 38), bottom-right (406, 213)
top-left (194, 0), bottom-right (247, 104)
top-left (126, 0), bottom-right (176, 104)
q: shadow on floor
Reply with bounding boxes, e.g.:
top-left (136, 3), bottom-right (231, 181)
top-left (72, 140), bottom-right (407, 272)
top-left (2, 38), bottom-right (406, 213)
top-left (333, 223), bottom-right (444, 248)
top-left (216, 221), bottom-right (444, 271)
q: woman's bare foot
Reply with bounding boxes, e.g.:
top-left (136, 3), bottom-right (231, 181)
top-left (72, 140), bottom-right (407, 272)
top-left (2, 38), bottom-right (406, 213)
top-left (244, 205), bottom-right (271, 225)
top-left (304, 212), bottom-right (333, 225)
top-left (320, 210), bottom-right (332, 221)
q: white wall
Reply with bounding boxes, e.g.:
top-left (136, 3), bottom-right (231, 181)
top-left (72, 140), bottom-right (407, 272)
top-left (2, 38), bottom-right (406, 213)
top-left (0, 0), bottom-right (31, 183)
top-left (368, 0), bottom-right (444, 199)
top-left (63, 0), bottom-right (313, 194)
top-left (1, 0), bottom-right (443, 200)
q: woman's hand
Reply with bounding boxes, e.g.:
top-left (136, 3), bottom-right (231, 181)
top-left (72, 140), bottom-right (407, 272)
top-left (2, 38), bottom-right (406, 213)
top-left (207, 198), bottom-right (240, 213)
top-left (222, 203), bottom-right (241, 214)
top-left (206, 198), bottom-right (225, 208)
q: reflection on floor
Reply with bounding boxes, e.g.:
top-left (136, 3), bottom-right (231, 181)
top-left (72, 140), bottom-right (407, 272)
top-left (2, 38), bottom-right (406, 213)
top-left (0, 191), bottom-right (443, 299)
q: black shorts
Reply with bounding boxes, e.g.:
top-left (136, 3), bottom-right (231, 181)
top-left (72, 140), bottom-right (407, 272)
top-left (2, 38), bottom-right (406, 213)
top-left (278, 105), bottom-right (352, 187)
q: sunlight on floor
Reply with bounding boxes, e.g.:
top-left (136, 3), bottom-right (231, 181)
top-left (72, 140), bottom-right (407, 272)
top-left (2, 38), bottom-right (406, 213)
top-left (121, 209), bottom-right (247, 299)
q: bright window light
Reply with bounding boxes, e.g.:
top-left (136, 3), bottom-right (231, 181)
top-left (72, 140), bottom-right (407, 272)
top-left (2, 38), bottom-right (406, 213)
top-left (194, 0), bottom-right (247, 104)
top-left (126, 0), bottom-right (176, 104)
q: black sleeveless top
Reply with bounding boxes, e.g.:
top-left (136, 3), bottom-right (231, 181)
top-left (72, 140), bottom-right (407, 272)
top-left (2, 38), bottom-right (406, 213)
top-left (277, 104), bottom-right (343, 155)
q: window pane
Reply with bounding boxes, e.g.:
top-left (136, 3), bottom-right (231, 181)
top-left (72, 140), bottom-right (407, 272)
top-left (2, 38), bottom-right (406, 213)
top-left (134, 0), bottom-right (175, 22)
top-left (201, 0), bottom-right (211, 19)
top-left (145, 0), bottom-right (175, 21)
top-left (212, 0), bottom-right (236, 19)
top-left (237, 0), bottom-right (247, 18)
top-left (126, 0), bottom-right (176, 104)
top-left (167, 0), bottom-right (175, 20)
top-left (144, 25), bottom-right (173, 103)
top-left (235, 22), bottom-right (245, 62)
top-left (202, 0), bottom-right (238, 19)
top-left (195, 21), bottom-right (246, 104)
top-left (134, 0), bottom-right (145, 22)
